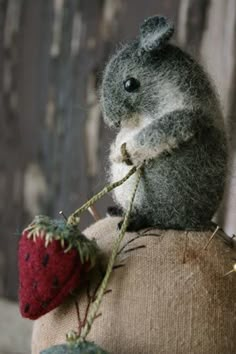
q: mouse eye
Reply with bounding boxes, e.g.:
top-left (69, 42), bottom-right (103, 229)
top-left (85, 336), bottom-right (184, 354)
top-left (123, 77), bottom-right (140, 92)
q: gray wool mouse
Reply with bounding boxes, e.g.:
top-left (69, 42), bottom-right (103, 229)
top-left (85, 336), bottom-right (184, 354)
top-left (100, 16), bottom-right (228, 231)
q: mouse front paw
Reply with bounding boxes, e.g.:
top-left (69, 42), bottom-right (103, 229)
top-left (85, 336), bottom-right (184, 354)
top-left (121, 143), bottom-right (133, 165)
top-left (124, 141), bottom-right (147, 166)
top-left (107, 205), bottom-right (123, 217)
top-left (117, 215), bottom-right (149, 232)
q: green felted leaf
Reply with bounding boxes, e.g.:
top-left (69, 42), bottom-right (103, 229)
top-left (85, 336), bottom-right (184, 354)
top-left (40, 341), bottom-right (109, 354)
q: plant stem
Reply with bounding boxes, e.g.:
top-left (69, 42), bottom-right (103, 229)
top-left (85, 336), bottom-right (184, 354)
top-left (78, 167), bottom-right (142, 342)
top-left (67, 166), bottom-right (137, 225)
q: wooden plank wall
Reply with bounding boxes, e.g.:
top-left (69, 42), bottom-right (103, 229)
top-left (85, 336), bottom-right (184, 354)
top-left (0, 0), bottom-right (235, 299)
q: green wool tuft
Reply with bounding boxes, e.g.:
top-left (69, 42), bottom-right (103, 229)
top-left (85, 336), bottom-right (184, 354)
top-left (40, 341), bottom-right (109, 354)
top-left (24, 215), bottom-right (98, 267)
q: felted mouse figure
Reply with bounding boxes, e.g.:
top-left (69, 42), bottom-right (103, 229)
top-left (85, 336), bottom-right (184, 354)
top-left (100, 16), bottom-right (228, 231)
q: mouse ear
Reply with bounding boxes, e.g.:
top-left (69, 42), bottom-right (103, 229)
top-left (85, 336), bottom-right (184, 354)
top-left (139, 16), bottom-right (174, 52)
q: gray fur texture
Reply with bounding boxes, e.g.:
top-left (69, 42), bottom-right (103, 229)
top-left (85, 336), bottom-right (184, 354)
top-left (100, 16), bottom-right (228, 231)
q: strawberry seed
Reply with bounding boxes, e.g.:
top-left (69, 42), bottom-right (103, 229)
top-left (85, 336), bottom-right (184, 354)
top-left (24, 303), bottom-right (30, 313)
top-left (24, 253), bottom-right (30, 261)
top-left (52, 276), bottom-right (59, 288)
top-left (42, 254), bottom-right (49, 267)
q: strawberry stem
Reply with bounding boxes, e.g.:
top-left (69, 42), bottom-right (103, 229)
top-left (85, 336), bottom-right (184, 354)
top-left (67, 166), bottom-right (137, 225)
top-left (77, 166), bottom-right (143, 342)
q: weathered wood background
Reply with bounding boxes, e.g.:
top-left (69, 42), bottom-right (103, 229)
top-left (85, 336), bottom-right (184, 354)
top-left (0, 0), bottom-right (235, 300)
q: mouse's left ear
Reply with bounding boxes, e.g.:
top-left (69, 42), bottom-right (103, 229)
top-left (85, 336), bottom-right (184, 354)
top-left (139, 16), bottom-right (174, 52)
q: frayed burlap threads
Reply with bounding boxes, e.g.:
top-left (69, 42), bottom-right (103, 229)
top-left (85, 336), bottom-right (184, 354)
top-left (32, 217), bottom-right (236, 354)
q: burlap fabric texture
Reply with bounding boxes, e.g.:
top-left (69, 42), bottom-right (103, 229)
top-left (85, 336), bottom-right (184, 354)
top-left (32, 217), bottom-right (236, 354)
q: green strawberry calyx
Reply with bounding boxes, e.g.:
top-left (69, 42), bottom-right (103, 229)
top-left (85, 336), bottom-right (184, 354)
top-left (23, 215), bottom-right (98, 267)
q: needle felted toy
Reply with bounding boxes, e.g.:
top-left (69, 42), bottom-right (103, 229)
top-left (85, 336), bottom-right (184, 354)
top-left (19, 215), bottom-right (98, 320)
top-left (19, 15), bottom-right (231, 354)
top-left (101, 15), bottom-right (228, 231)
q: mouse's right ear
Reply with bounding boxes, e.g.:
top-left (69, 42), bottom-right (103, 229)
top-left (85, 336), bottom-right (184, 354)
top-left (139, 16), bottom-right (174, 53)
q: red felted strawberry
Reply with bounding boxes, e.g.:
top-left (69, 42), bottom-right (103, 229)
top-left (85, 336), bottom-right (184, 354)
top-left (18, 215), bottom-right (98, 320)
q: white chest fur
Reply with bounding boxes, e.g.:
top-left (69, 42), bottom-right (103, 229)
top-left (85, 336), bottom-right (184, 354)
top-left (109, 115), bottom-right (150, 209)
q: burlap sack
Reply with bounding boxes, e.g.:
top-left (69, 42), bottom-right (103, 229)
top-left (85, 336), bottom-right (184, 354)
top-left (32, 217), bottom-right (236, 354)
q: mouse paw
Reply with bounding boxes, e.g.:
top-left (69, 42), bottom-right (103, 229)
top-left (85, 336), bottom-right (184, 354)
top-left (117, 215), bottom-right (149, 232)
top-left (107, 206), bottom-right (123, 217)
top-left (120, 143), bottom-right (133, 165)
top-left (125, 140), bottom-right (148, 167)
